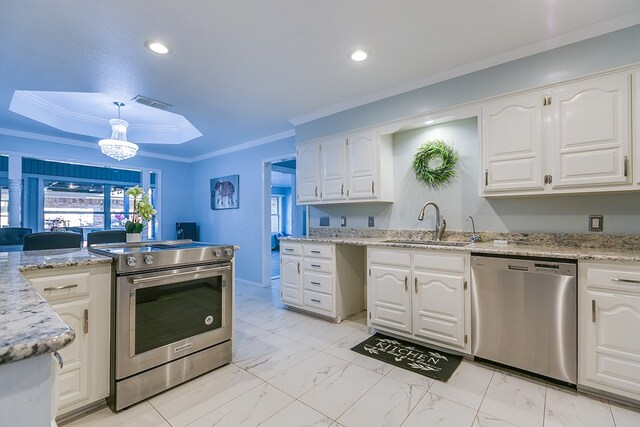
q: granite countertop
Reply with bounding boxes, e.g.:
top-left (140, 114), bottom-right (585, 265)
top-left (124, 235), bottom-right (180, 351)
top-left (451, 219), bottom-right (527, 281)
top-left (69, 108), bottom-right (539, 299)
top-left (0, 249), bottom-right (112, 365)
top-left (281, 236), bottom-right (640, 263)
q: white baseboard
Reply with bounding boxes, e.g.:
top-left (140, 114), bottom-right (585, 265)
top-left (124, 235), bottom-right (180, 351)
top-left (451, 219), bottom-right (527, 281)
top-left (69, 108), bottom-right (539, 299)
top-left (236, 278), bottom-right (271, 288)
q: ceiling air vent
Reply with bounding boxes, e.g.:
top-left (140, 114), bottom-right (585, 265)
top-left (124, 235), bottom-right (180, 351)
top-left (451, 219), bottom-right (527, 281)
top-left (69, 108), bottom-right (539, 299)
top-left (132, 95), bottom-right (172, 110)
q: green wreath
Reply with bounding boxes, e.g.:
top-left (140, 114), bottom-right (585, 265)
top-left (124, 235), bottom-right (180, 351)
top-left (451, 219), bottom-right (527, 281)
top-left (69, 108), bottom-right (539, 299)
top-left (412, 140), bottom-right (459, 189)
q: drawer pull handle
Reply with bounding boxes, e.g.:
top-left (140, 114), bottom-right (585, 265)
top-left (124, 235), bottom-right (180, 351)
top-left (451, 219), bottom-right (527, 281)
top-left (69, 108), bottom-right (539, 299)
top-left (592, 300), bottom-right (596, 323)
top-left (310, 281), bottom-right (321, 285)
top-left (414, 277), bottom-right (418, 293)
top-left (311, 250), bottom-right (321, 254)
top-left (284, 248), bottom-right (294, 252)
top-left (44, 284), bottom-right (78, 292)
top-left (611, 278), bottom-right (640, 285)
top-left (311, 264), bottom-right (321, 268)
top-left (53, 351), bottom-right (64, 369)
top-left (310, 298), bottom-right (321, 303)
top-left (297, 262), bottom-right (300, 274)
top-left (404, 276), bottom-right (408, 292)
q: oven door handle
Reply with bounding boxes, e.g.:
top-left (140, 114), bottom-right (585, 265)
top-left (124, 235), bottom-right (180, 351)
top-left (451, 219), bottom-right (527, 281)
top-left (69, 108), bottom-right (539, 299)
top-left (129, 266), bottom-right (230, 286)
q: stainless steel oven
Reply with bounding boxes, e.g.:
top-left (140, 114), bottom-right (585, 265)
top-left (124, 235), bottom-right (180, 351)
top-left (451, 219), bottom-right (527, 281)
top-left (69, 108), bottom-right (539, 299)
top-left (90, 240), bottom-right (235, 411)
top-left (115, 263), bottom-right (232, 379)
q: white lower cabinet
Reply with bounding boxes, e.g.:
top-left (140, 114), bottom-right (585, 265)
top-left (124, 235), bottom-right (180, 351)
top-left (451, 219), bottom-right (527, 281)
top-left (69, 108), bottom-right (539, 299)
top-left (25, 264), bottom-right (111, 417)
top-left (368, 247), bottom-right (471, 354)
top-left (578, 261), bottom-right (640, 403)
top-left (280, 242), bottom-right (365, 322)
top-left (281, 250), bottom-right (303, 306)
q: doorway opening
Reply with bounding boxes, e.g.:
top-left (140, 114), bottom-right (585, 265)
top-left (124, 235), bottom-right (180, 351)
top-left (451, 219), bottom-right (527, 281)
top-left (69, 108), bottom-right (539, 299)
top-left (261, 155), bottom-right (306, 288)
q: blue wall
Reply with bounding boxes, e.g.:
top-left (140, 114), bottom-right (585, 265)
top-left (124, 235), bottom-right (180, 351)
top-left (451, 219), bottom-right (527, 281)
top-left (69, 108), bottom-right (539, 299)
top-left (300, 24), bottom-right (640, 236)
top-left (0, 136), bottom-right (192, 239)
top-left (190, 136), bottom-right (296, 285)
top-left (297, 25), bottom-right (640, 142)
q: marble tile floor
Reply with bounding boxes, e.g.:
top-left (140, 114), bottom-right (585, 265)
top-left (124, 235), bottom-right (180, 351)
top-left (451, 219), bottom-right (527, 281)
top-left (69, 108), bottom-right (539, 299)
top-left (64, 280), bottom-right (640, 427)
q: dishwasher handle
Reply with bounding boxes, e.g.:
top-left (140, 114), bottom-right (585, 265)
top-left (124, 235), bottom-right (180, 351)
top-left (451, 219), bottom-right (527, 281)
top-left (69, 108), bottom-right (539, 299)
top-left (508, 264), bottom-right (529, 272)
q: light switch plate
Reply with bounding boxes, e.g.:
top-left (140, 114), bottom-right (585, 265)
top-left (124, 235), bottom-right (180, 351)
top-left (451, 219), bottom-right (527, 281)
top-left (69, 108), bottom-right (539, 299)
top-left (340, 216), bottom-right (347, 227)
top-left (589, 215), bottom-right (603, 232)
top-left (368, 216), bottom-right (375, 227)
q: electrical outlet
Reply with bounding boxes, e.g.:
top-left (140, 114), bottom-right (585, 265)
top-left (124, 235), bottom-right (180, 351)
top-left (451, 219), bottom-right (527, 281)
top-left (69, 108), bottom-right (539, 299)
top-left (589, 215), bottom-right (603, 232)
top-left (319, 217), bottom-right (330, 227)
top-left (368, 216), bottom-right (375, 227)
top-left (340, 216), bottom-right (347, 227)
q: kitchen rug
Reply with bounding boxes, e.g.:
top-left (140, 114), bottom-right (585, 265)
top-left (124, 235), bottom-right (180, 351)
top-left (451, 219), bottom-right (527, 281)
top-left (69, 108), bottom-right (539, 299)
top-left (351, 334), bottom-right (462, 382)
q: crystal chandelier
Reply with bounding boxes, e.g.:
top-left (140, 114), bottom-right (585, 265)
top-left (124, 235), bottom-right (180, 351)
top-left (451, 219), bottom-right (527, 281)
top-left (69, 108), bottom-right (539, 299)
top-left (98, 102), bottom-right (139, 161)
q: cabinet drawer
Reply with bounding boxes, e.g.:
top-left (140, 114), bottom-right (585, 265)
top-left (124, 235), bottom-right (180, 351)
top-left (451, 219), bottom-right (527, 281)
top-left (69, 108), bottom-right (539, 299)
top-left (585, 264), bottom-right (640, 295)
top-left (280, 243), bottom-right (302, 256)
top-left (303, 244), bottom-right (333, 259)
top-left (413, 251), bottom-right (466, 273)
top-left (304, 258), bottom-right (333, 274)
top-left (304, 271), bottom-right (333, 294)
top-left (30, 272), bottom-right (90, 302)
top-left (368, 248), bottom-right (411, 267)
top-left (303, 290), bottom-right (333, 313)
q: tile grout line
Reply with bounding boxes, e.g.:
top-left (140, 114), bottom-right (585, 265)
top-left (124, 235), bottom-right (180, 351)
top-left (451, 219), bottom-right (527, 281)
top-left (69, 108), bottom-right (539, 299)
top-left (474, 367), bottom-right (496, 421)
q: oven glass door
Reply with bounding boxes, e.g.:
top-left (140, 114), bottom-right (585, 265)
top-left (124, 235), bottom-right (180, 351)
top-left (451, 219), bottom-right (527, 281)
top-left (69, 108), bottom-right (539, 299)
top-left (116, 264), bottom-right (232, 379)
top-left (134, 276), bottom-right (224, 355)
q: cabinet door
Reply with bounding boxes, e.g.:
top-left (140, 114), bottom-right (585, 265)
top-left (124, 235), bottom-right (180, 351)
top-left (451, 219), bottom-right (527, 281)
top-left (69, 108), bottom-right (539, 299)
top-left (321, 137), bottom-right (347, 201)
top-left (412, 270), bottom-right (465, 348)
top-left (54, 298), bottom-right (90, 411)
top-left (550, 73), bottom-right (631, 188)
top-left (347, 130), bottom-right (378, 200)
top-left (296, 143), bottom-right (320, 203)
top-left (368, 265), bottom-right (412, 334)
top-left (581, 291), bottom-right (640, 398)
top-left (482, 92), bottom-right (544, 192)
top-left (280, 254), bottom-right (302, 306)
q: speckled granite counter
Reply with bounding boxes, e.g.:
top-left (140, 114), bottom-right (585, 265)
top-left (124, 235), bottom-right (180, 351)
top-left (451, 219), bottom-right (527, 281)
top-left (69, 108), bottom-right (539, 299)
top-left (0, 249), bottom-right (112, 365)
top-left (280, 236), bottom-right (640, 263)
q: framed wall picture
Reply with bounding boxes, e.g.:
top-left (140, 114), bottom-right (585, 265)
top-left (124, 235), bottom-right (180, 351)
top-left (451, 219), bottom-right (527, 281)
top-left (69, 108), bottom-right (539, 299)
top-left (210, 174), bottom-right (239, 210)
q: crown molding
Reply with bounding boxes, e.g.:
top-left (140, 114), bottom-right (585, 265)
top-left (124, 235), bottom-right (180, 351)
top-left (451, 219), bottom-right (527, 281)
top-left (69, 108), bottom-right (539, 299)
top-left (189, 129), bottom-right (295, 163)
top-left (0, 127), bottom-right (191, 163)
top-left (10, 91), bottom-right (202, 144)
top-left (289, 13), bottom-right (640, 126)
top-left (0, 127), bottom-right (296, 163)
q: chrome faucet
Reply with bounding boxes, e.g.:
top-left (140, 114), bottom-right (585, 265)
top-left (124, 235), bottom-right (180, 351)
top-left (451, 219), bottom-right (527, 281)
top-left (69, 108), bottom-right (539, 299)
top-left (466, 215), bottom-right (480, 243)
top-left (418, 202), bottom-right (446, 241)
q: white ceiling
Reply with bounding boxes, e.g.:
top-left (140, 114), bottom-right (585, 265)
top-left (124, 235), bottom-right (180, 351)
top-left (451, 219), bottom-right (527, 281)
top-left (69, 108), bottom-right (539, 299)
top-left (1, 1), bottom-right (640, 161)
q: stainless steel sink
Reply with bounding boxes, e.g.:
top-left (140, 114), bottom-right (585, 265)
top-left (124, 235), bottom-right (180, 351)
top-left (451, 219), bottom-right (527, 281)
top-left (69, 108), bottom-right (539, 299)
top-left (382, 239), bottom-right (470, 247)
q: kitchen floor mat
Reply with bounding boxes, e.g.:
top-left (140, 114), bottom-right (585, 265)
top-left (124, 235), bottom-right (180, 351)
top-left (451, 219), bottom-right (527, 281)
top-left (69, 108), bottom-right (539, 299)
top-left (351, 333), bottom-right (462, 382)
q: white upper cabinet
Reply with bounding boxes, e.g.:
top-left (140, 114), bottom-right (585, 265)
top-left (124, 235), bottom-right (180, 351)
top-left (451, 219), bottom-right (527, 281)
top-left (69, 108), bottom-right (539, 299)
top-left (320, 136), bottom-right (347, 201)
top-left (482, 92), bottom-right (544, 192)
top-left (296, 128), bottom-right (393, 205)
top-left (550, 73), bottom-right (630, 188)
top-left (347, 130), bottom-right (378, 199)
top-left (481, 71), bottom-right (634, 197)
top-left (296, 143), bottom-right (320, 202)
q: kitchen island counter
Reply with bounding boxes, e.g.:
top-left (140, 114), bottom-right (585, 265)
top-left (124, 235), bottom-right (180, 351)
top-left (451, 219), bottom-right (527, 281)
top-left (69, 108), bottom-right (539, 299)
top-left (0, 248), bottom-right (111, 365)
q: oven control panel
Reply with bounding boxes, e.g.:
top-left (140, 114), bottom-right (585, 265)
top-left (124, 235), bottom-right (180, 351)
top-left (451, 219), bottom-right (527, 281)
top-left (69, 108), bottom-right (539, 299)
top-left (111, 244), bottom-right (235, 273)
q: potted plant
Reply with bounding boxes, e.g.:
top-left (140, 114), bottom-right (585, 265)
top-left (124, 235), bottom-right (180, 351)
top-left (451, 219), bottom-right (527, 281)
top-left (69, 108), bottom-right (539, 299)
top-left (124, 186), bottom-right (156, 242)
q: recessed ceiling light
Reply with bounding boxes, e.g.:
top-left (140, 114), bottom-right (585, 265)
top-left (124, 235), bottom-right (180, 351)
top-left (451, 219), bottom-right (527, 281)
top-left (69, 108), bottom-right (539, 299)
top-left (349, 49), bottom-right (370, 62)
top-left (146, 41), bottom-right (170, 55)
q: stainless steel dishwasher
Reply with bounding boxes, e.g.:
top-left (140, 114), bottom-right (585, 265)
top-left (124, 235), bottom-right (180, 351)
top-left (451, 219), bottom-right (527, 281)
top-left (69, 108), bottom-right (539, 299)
top-left (471, 255), bottom-right (577, 384)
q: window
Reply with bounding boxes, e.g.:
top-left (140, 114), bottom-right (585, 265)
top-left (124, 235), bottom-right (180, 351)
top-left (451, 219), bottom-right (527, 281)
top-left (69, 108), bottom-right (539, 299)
top-left (0, 186), bottom-right (8, 227)
top-left (270, 196), bottom-right (282, 233)
top-left (43, 181), bottom-right (105, 231)
top-left (40, 179), bottom-right (159, 239)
